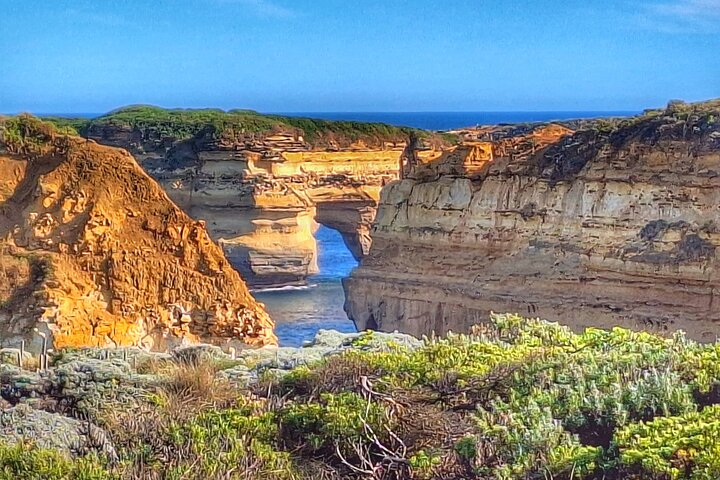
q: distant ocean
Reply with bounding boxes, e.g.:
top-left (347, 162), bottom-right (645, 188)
top-left (273, 111), bottom-right (637, 131)
top-left (47, 110), bottom-right (639, 346)
top-left (46, 110), bottom-right (638, 131)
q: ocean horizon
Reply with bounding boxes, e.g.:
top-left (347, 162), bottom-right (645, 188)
top-left (272, 110), bottom-right (638, 131)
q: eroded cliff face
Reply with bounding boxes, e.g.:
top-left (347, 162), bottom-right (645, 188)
top-left (0, 130), bottom-right (275, 352)
top-left (149, 145), bottom-right (401, 287)
top-left (89, 125), bottom-right (441, 287)
top-left (345, 102), bottom-right (720, 341)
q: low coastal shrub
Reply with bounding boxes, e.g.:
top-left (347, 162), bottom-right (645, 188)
top-left (6, 313), bottom-right (720, 479)
top-left (280, 392), bottom-right (387, 455)
top-left (614, 405), bottom-right (720, 479)
top-left (0, 114), bottom-right (70, 156)
top-left (165, 407), bottom-right (297, 480)
top-left (271, 314), bottom-right (720, 478)
top-left (0, 441), bottom-right (113, 480)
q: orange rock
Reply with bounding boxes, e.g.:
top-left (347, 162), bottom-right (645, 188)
top-left (0, 135), bottom-right (276, 352)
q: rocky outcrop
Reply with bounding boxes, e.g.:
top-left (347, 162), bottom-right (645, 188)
top-left (140, 145), bottom-right (404, 286)
top-left (0, 404), bottom-right (117, 459)
top-left (344, 101), bottom-right (720, 341)
top-left (82, 108), bottom-right (447, 287)
top-left (0, 119), bottom-right (275, 353)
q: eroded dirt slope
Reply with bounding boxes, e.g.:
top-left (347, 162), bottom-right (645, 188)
top-left (0, 129), bottom-right (275, 352)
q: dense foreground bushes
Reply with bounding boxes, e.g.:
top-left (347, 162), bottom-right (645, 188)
top-left (4, 314), bottom-right (720, 479)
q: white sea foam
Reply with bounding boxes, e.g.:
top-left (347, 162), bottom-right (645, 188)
top-left (251, 283), bottom-right (318, 293)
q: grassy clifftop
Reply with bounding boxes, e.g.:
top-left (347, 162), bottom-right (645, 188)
top-left (39, 105), bottom-right (454, 149)
top-left (3, 314), bottom-right (720, 479)
top-left (0, 113), bottom-right (75, 156)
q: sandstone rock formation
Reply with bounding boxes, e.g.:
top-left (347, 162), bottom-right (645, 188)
top-left (82, 107), bottom-right (447, 287)
top-left (152, 147), bottom-right (402, 287)
top-left (345, 100), bottom-right (720, 341)
top-left (0, 117), bottom-right (275, 353)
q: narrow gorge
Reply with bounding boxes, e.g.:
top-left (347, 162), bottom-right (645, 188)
top-left (344, 101), bottom-right (720, 341)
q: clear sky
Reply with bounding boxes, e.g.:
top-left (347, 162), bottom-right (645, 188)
top-left (1, 0), bottom-right (718, 113)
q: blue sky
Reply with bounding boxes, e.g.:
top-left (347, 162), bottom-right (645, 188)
top-left (0, 0), bottom-right (718, 113)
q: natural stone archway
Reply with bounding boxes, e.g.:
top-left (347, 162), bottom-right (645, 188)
top-left (218, 186), bottom-right (381, 288)
top-left (313, 200), bottom-right (376, 261)
top-left (211, 196), bottom-right (376, 288)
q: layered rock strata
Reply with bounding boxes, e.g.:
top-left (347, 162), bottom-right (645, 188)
top-left (0, 124), bottom-right (275, 352)
top-left (88, 119), bottom-right (442, 287)
top-left (345, 101), bottom-right (720, 341)
top-left (139, 145), bottom-right (402, 286)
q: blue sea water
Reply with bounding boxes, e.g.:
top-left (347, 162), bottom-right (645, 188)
top-left (273, 111), bottom-right (637, 131)
top-left (254, 226), bottom-right (359, 347)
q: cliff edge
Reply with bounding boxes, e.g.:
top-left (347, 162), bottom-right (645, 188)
top-left (52, 106), bottom-right (450, 287)
top-left (0, 116), bottom-right (275, 352)
top-left (344, 100), bottom-right (720, 341)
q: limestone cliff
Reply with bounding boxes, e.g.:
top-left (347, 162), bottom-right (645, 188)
top-left (344, 100), bottom-right (720, 341)
top-left (0, 116), bottom-right (275, 352)
top-left (78, 107), bottom-right (448, 287)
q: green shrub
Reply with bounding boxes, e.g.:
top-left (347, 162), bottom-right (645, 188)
top-left (0, 114), bottom-right (64, 155)
top-left (18, 313), bottom-right (720, 479)
top-left (0, 441), bottom-right (113, 480)
top-left (475, 399), bottom-right (601, 479)
top-left (614, 405), bottom-right (720, 479)
top-left (281, 392), bottom-right (386, 453)
top-left (167, 407), bottom-right (297, 479)
top-left (408, 449), bottom-right (442, 479)
top-left (267, 313), bottom-right (720, 479)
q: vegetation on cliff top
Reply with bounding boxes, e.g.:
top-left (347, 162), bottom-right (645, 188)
top-left (4, 314), bottom-right (720, 479)
top-left (557, 98), bottom-right (720, 133)
top-left (35, 105), bottom-right (454, 148)
top-left (0, 114), bottom-right (77, 158)
top-left (532, 99), bottom-right (720, 184)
